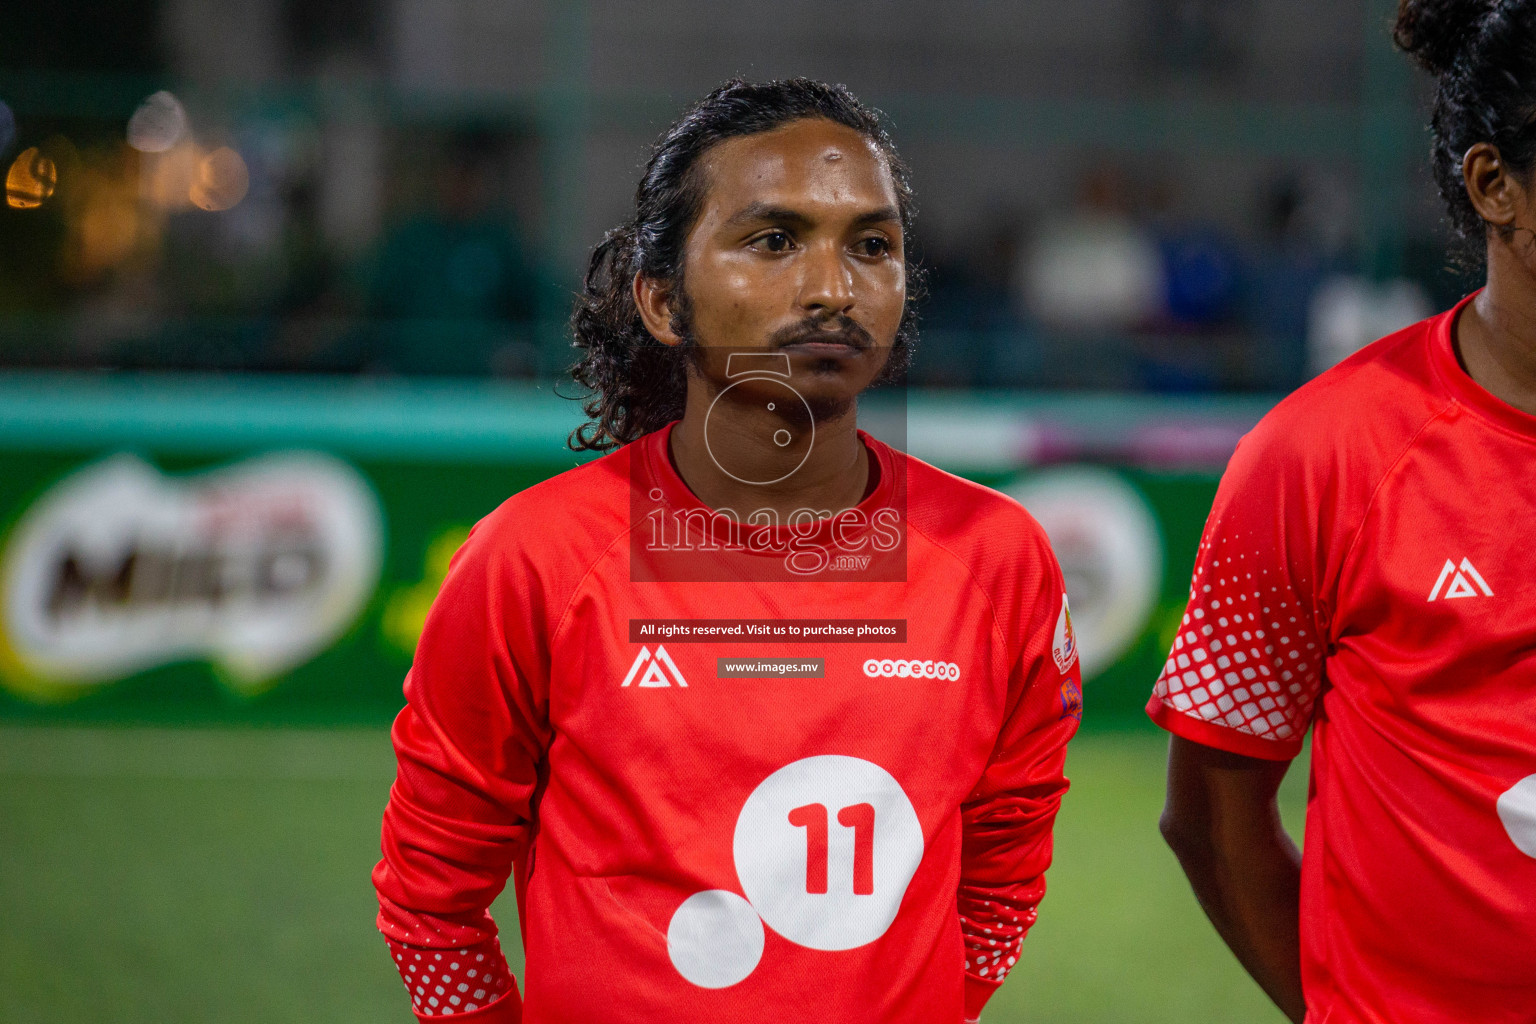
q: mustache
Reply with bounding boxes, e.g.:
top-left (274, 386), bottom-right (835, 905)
top-left (770, 315), bottom-right (875, 351)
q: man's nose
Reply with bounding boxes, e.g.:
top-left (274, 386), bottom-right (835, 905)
top-left (797, 243), bottom-right (856, 317)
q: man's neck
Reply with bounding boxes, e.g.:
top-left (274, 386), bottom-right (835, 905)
top-left (668, 396), bottom-right (870, 521)
top-left (1462, 246), bottom-right (1536, 417)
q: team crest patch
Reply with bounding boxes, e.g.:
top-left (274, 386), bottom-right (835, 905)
top-left (1052, 594), bottom-right (1078, 673)
top-left (1059, 677), bottom-right (1083, 721)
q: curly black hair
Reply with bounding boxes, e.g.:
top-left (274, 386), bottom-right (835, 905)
top-left (567, 78), bottom-right (921, 453)
top-left (1395, 0), bottom-right (1536, 262)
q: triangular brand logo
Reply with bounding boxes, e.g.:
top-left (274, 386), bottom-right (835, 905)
top-left (620, 644), bottom-right (688, 687)
top-left (1428, 558), bottom-right (1494, 601)
top-left (636, 659), bottom-right (673, 688)
top-left (1444, 573), bottom-right (1479, 599)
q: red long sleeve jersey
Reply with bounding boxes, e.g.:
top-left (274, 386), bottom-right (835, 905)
top-left (374, 423), bottom-right (1081, 1023)
top-left (1148, 293), bottom-right (1536, 1023)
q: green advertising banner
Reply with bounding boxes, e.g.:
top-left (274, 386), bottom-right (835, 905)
top-left (0, 373), bottom-right (1274, 727)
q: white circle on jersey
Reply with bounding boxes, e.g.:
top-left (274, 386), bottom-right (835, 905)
top-left (666, 889), bottom-right (765, 988)
top-left (1497, 774), bottom-right (1536, 859)
top-left (733, 754), bottom-right (924, 951)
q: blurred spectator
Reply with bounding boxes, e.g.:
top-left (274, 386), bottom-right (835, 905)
top-left (1158, 226), bottom-right (1240, 328)
top-left (1133, 206), bottom-right (1244, 392)
top-left (1018, 167), bottom-right (1164, 334)
top-left (1238, 173), bottom-right (1344, 390)
top-left (267, 177), bottom-right (357, 372)
top-left (1307, 275), bottom-right (1431, 376)
top-left (359, 131), bottom-right (540, 376)
top-left (916, 216), bottom-right (1036, 388)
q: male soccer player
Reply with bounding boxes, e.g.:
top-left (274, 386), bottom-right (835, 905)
top-left (1148, 4), bottom-right (1536, 1022)
top-left (373, 79), bottom-right (1081, 1023)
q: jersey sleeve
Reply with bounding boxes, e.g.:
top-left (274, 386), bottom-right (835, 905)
top-left (958, 540), bottom-right (1081, 1022)
top-left (1146, 420), bottom-right (1330, 762)
top-left (372, 522), bottom-right (553, 1022)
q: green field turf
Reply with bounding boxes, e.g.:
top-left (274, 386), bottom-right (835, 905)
top-left (0, 725), bottom-right (1306, 1023)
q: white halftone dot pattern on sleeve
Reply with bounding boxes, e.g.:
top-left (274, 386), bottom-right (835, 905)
top-left (387, 936), bottom-right (514, 1016)
top-left (1153, 532), bottom-right (1322, 743)
top-left (960, 897), bottom-right (1034, 986)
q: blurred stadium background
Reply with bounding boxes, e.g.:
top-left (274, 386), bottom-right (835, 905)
top-left (0, 1), bottom-right (1457, 1020)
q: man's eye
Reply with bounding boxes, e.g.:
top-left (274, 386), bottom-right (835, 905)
top-left (755, 231), bottom-right (793, 252)
top-left (856, 237), bottom-right (891, 257)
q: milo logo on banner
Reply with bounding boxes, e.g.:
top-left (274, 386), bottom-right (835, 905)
top-left (0, 452), bottom-right (383, 702)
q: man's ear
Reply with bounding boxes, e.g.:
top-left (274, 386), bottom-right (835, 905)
top-left (1464, 141), bottom-right (1526, 230)
top-left (634, 273), bottom-right (684, 347)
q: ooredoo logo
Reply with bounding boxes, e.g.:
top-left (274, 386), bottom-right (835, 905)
top-left (862, 658), bottom-right (960, 681)
top-left (0, 452), bottom-right (383, 701)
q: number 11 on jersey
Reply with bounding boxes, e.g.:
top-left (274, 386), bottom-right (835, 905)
top-left (788, 802), bottom-right (876, 895)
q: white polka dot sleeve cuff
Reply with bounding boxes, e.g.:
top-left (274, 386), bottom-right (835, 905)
top-left (385, 936), bottom-right (519, 1021)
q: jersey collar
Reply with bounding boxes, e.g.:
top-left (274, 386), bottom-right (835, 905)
top-left (1431, 289), bottom-right (1536, 441)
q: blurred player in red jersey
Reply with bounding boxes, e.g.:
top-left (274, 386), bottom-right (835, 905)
top-left (373, 79), bottom-right (1081, 1023)
top-left (1148, 3), bottom-right (1536, 1021)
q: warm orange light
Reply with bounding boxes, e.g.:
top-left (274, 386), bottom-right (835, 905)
top-left (62, 144), bottom-right (155, 283)
top-left (142, 141), bottom-right (199, 210)
top-left (78, 192), bottom-right (141, 273)
top-left (189, 146), bottom-right (248, 212)
top-left (6, 147), bottom-right (57, 209)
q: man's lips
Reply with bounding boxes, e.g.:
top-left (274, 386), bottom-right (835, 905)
top-left (778, 335), bottom-right (868, 355)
